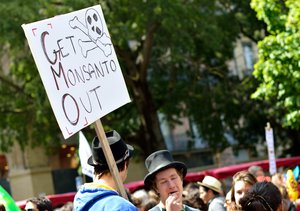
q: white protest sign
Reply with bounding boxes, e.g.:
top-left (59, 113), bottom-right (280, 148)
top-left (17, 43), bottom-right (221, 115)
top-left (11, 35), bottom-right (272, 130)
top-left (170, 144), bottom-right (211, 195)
top-left (22, 5), bottom-right (130, 139)
top-left (265, 123), bottom-right (277, 175)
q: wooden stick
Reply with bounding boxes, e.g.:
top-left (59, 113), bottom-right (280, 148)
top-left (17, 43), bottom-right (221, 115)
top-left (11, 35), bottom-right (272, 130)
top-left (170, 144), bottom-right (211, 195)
top-left (82, 174), bottom-right (86, 183)
top-left (94, 119), bottom-right (128, 200)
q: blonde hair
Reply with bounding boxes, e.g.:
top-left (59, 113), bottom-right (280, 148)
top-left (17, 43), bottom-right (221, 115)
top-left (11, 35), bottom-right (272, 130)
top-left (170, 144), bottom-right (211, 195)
top-left (228, 170), bottom-right (257, 210)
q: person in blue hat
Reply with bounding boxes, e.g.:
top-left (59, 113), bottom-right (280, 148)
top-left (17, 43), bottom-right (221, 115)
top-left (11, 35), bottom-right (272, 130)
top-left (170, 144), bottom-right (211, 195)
top-left (144, 150), bottom-right (200, 211)
top-left (73, 130), bottom-right (137, 211)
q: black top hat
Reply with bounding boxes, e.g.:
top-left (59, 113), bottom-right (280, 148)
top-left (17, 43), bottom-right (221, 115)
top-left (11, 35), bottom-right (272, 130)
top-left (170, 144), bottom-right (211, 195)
top-left (87, 130), bottom-right (134, 167)
top-left (144, 150), bottom-right (187, 188)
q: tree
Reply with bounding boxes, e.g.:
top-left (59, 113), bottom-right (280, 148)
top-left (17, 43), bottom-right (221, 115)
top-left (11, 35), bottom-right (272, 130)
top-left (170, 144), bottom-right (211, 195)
top-left (0, 0), bottom-right (275, 158)
top-left (95, 0), bottom-right (269, 156)
top-left (250, 0), bottom-right (300, 155)
top-left (0, 0), bottom-right (62, 152)
top-left (250, 0), bottom-right (300, 129)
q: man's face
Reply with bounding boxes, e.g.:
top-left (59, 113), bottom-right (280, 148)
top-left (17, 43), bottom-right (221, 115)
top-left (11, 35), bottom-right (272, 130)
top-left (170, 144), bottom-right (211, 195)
top-left (154, 168), bottom-right (183, 205)
top-left (234, 181), bottom-right (252, 206)
top-left (199, 186), bottom-right (211, 204)
top-left (24, 201), bottom-right (38, 211)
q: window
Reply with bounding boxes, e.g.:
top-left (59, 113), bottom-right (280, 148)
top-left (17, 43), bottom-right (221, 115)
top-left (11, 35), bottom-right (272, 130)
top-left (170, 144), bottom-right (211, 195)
top-left (242, 43), bottom-right (253, 72)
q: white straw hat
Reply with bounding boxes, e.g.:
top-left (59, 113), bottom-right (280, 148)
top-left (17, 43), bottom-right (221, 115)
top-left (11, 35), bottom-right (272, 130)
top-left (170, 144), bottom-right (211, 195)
top-left (198, 175), bottom-right (222, 193)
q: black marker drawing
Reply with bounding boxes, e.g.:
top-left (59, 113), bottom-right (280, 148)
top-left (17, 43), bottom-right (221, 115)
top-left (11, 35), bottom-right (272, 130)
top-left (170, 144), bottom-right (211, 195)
top-left (69, 8), bottom-right (112, 58)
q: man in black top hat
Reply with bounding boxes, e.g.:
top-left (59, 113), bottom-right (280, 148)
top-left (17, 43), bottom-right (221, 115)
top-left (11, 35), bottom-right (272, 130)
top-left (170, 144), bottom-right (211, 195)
top-left (144, 150), bottom-right (200, 211)
top-left (73, 130), bottom-right (137, 211)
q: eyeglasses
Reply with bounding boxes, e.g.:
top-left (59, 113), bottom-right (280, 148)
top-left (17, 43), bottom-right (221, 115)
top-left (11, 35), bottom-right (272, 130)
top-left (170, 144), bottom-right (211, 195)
top-left (24, 209), bottom-right (36, 211)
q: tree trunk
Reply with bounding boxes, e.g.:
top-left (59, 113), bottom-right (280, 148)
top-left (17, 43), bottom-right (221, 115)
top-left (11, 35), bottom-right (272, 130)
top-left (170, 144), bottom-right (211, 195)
top-left (131, 80), bottom-right (166, 157)
top-left (287, 129), bottom-right (300, 156)
top-left (116, 21), bottom-right (164, 158)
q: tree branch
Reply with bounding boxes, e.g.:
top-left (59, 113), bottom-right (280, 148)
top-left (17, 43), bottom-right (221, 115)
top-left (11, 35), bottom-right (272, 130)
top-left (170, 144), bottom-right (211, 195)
top-left (0, 75), bottom-right (24, 93)
top-left (140, 21), bottom-right (161, 82)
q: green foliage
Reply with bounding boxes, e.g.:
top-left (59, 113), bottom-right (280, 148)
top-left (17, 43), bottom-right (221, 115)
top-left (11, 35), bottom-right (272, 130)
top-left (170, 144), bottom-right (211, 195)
top-left (0, 0), bottom-right (63, 152)
top-left (0, 0), bottom-right (270, 155)
top-left (251, 0), bottom-right (300, 129)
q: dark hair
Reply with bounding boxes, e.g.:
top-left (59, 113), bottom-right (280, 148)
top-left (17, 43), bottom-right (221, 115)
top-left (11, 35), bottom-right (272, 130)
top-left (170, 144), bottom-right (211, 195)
top-left (201, 185), bottom-right (219, 196)
top-left (240, 181), bottom-right (282, 211)
top-left (26, 196), bottom-right (53, 211)
top-left (94, 157), bottom-right (130, 175)
top-left (0, 203), bottom-right (6, 211)
top-left (144, 198), bottom-right (159, 211)
top-left (183, 183), bottom-right (207, 211)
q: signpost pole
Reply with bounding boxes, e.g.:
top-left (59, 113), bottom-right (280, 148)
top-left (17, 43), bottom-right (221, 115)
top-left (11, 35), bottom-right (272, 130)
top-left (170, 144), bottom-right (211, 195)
top-left (94, 119), bottom-right (128, 199)
top-left (265, 122), bottom-right (277, 175)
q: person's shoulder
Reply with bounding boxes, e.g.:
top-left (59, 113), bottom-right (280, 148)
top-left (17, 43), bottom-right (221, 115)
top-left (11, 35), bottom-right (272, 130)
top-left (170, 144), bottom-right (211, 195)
top-left (93, 195), bottom-right (137, 210)
top-left (209, 196), bottom-right (226, 211)
top-left (184, 204), bottom-right (201, 211)
top-left (213, 195), bottom-right (225, 203)
top-left (148, 205), bottom-right (161, 211)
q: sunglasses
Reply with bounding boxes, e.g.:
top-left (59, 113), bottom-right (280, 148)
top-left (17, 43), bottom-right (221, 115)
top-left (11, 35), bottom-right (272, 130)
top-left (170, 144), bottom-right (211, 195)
top-left (24, 209), bottom-right (36, 211)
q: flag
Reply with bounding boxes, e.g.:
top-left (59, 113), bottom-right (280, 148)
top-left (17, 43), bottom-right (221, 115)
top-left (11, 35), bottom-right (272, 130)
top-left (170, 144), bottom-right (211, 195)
top-left (0, 185), bottom-right (20, 211)
top-left (79, 131), bottom-right (94, 178)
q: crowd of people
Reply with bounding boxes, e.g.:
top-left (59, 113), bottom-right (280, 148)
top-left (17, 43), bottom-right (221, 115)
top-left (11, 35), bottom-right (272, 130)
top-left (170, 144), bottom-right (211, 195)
top-left (1, 129), bottom-right (300, 211)
top-left (128, 165), bottom-right (299, 211)
top-left (72, 130), bottom-right (300, 211)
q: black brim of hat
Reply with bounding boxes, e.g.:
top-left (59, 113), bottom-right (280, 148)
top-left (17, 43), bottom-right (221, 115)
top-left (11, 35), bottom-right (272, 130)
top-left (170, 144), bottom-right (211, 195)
top-left (87, 144), bottom-right (133, 167)
top-left (144, 162), bottom-right (187, 188)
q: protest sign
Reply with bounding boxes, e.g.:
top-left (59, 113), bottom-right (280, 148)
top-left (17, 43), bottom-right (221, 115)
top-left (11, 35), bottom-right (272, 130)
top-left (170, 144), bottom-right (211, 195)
top-left (22, 5), bottom-right (130, 139)
top-left (22, 5), bottom-right (130, 198)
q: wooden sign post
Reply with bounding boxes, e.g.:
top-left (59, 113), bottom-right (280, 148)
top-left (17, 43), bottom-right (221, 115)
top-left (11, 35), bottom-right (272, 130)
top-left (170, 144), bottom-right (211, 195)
top-left (22, 5), bottom-right (131, 199)
top-left (265, 122), bottom-right (277, 175)
top-left (94, 119), bottom-right (128, 199)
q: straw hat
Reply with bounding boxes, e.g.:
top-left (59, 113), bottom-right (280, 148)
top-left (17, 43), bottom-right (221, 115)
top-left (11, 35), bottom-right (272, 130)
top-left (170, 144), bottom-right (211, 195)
top-left (198, 176), bottom-right (222, 193)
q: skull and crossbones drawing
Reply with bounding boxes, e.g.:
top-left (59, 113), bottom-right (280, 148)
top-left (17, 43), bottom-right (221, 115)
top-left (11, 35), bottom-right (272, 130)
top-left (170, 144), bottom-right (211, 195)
top-left (69, 8), bottom-right (112, 58)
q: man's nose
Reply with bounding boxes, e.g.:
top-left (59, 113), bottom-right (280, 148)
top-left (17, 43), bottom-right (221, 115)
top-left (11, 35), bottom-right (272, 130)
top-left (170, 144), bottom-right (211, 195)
top-left (167, 180), bottom-right (176, 188)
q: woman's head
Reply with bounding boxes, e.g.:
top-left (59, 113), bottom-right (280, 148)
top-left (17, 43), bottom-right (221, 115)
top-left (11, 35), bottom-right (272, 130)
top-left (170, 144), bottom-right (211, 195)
top-left (271, 173), bottom-right (285, 188)
top-left (230, 170), bottom-right (257, 207)
top-left (240, 181), bottom-right (282, 211)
